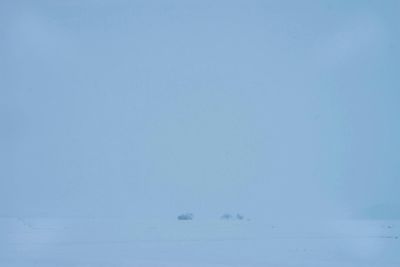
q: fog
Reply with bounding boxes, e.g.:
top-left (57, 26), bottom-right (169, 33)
top-left (1, 0), bottom-right (399, 220)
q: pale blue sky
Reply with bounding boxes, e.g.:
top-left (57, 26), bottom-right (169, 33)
top-left (1, 0), bottom-right (399, 219)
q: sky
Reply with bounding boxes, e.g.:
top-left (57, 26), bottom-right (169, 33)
top-left (1, 0), bottom-right (399, 219)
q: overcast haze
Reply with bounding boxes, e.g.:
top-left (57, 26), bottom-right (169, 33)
top-left (1, 0), bottom-right (399, 219)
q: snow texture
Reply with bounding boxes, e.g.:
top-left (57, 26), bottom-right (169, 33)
top-left (1, 218), bottom-right (399, 266)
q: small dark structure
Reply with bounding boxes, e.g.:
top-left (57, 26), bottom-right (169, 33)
top-left (236, 214), bottom-right (244, 220)
top-left (221, 213), bottom-right (245, 220)
top-left (221, 213), bottom-right (233, 220)
top-left (177, 213), bottom-right (194, 220)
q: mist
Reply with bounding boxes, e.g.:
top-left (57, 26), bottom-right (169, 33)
top-left (1, 0), bottom-right (400, 220)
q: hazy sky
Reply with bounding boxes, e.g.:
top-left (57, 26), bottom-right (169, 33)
top-left (1, 0), bottom-right (399, 219)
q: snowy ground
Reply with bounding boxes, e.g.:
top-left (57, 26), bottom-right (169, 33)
top-left (0, 218), bottom-right (399, 266)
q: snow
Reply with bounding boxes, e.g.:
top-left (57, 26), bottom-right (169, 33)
top-left (1, 218), bottom-right (399, 266)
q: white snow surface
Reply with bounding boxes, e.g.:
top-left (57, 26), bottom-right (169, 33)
top-left (1, 218), bottom-right (399, 266)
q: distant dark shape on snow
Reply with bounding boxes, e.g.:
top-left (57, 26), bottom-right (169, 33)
top-left (236, 213), bottom-right (244, 220)
top-left (221, 213), bottom-right (245, 220)
top-left (177, 213), bottom-right (194, 220)
top-left (221, 213), bottom-right (233, 220)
